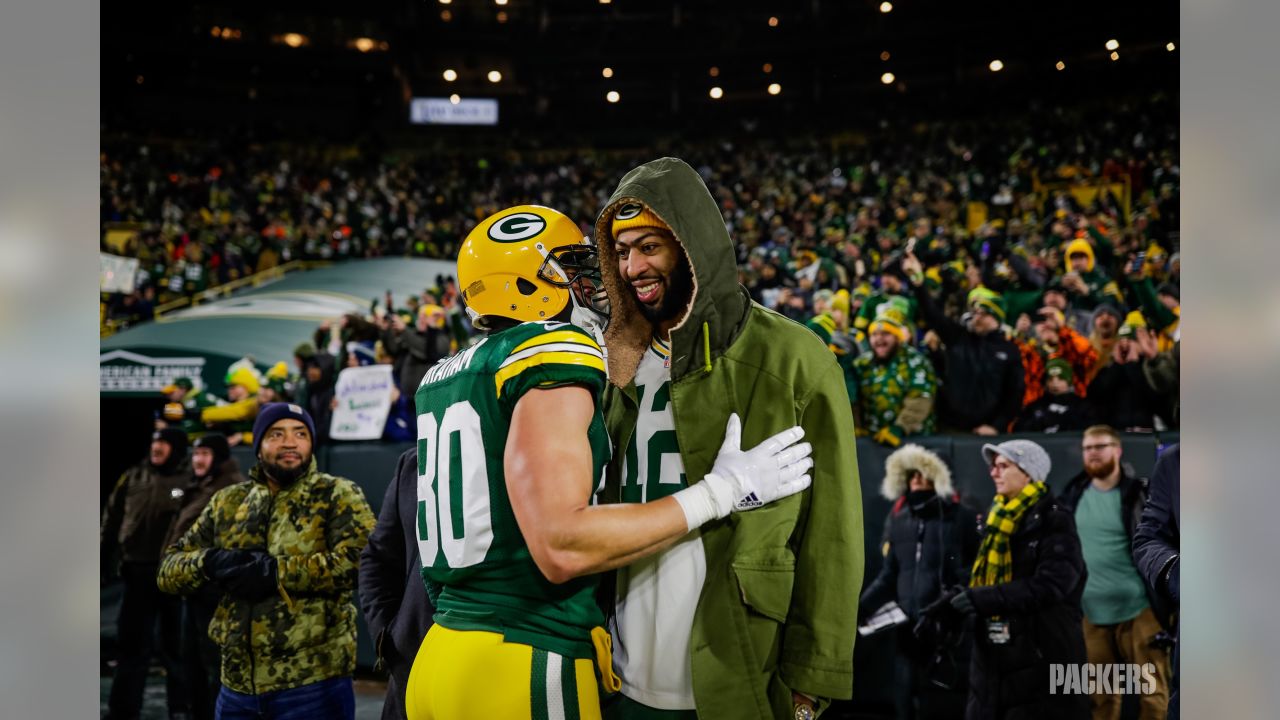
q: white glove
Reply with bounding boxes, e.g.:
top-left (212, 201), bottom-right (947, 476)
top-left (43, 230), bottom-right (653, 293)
top-left (672, 413), bottom-right (814, 530)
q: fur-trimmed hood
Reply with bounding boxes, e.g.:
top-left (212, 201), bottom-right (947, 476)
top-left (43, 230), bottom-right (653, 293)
top-left (881, 444), bottom-right (953, 500)
top-left (593, 157), bottom-right (749, 388)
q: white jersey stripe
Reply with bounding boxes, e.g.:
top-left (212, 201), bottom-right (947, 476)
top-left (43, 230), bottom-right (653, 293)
top-left (545, 650), bottom-right (566, 720)
top-left (499, 342), bottom-right (604, 369)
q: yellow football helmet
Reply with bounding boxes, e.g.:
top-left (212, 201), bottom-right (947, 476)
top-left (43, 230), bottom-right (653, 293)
top-left (456, 205), bottom-right (596, 329)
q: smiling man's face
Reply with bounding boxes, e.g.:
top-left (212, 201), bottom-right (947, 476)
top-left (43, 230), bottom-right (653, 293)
top-left (614, 227), bottom-right (694, 335)
top-left (258, 418), bottom-right (312, 486)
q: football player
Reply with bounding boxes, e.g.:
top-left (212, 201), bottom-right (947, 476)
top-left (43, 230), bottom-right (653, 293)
top-left (404, 205), bottom-right (815, 720)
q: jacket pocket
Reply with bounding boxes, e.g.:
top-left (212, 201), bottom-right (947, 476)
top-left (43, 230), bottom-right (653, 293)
top-left (732, 557), bottom-right (796, 623)
top-left (731, 549), bottom-right (796, 674)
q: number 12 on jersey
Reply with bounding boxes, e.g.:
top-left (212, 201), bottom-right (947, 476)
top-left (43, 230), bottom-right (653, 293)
top-left (416, 400), bottom-right (494, 569)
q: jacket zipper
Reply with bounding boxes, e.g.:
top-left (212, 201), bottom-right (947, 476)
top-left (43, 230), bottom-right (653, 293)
top-left (247, 484), bottom-right (278, 696)
top-left (913, 518), bottom-right (924, 615)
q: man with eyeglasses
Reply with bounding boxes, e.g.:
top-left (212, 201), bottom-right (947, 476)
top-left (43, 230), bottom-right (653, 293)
top-left (1060, 425), bottom-right (1172, 719)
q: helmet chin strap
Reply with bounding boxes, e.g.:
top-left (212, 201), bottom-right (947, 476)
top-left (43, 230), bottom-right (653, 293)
top-left (570, 294), bottom-right (609, 347)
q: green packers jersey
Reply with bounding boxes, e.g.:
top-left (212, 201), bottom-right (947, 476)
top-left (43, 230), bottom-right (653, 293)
top-left (413, 320), bottom-right (611, 659)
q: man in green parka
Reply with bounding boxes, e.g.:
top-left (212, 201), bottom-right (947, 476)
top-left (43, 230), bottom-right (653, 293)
top-left (594, 158), bottom-right (863, 720)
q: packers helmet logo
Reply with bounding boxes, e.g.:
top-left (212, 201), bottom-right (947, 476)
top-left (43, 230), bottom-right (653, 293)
top-left (615, 203), bottom-right (644, 221)
top-left (488, 212), bottom-right (547, 243)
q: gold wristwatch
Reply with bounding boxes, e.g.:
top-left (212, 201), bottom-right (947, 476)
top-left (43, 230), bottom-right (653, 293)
top-left (793, 704), bottom-right (816, 720)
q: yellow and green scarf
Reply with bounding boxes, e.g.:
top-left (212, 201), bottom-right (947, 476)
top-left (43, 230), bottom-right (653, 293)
top-left (970, 481), bottom-right (1047, 588)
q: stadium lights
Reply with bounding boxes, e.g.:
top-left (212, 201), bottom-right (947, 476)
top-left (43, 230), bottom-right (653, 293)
top-left (1167, 42), bottom-right (1176, 51)
top-left (599, 0), bottom-right (611, 4)
top-left (497, 11), bottom-right (508, 22)
top-left (495, 0), bottom-right (508, 4)
top-left (881, 72), bottom-right (895, 85)
top-left (449, 94), bottom-right (461, 105)
top-left (1110, 51), bottom-right (1120, 61)
top-left (767, 83), bottom-right (782, 95)
top-left (211, 26), bottom-right (242, 40)
top-left (606, 91), bottom-right (620, 103)
top-left (880, 50), bottom-right (890, 61)
top-left (988, 59), bottom-right (1004, 72)
top-left (880, 2), bottom-right (893, 13)
top-left (709, 66), bottom-right (720, 77)
top-left (441, 10), bottom-right (452, 21)
top-left (136, 75), bottom-right (144, 85)
top-left (443, 69), bottom-right (458, 82)
top-left (1056, 60), bottom-right (1065, 71)
top-left (439, 0), bottom-right (451, 4)
top-left (1105, 39), bottom-right (1119, 51)
top-left (281, 33), bottom-right (307, 48)
top-left (709, 86), bottom-right (724, 99)
top-left (763, 63), bottom-right (773, 73)
top-left (602, 67), bottom-right (614, 78)
top-left (487, 70), bottom-right (503, 83)
top-left (768, 16), bottom-right (779, 27)
top-left (352, 38), bottom-right (376, 53)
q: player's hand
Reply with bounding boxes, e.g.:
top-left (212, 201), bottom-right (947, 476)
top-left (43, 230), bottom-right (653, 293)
top-left (672, 414), bottom-right (814, 529)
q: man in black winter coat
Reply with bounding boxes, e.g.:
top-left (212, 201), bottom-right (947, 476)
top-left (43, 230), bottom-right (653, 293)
top-left (946, 439), bottom-right (1089, 720)
top-left (861, 445), bottom-right (981, 720)
top-left (1132, 444), bottom-right (1179, 720)
top-left (903, 252), bottom-right (1025, 436)
top-left (358, 448), bottom-right (436, 720)
top-left (101, 427), bottom-right (193, 720)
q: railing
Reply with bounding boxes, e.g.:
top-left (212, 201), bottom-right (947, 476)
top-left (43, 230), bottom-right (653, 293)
top-left (99, 260), bottom-right (332, 338)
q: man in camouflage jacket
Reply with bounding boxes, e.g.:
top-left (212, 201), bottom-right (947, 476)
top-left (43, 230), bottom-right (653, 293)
top-left (850, 304), bottom-right (938, 447)
top-left (158, 403), bottom-right (375, 718)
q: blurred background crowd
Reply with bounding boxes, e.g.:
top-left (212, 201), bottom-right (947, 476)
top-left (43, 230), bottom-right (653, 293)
top-left (104, 91), bottom-right (1180, 443)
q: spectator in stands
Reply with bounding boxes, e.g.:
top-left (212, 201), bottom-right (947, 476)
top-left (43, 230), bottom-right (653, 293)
top-left (1059, 237), bottom-right (1124, 311)
top-left (1086, 304), bottom-right (1124, 383)
top-left (1042, 280), bottom-right (1092, 335)
top-left (101, 427), bottom-right (192, 720)
top-left (850, 304), bottom-right (938, 447)
top-left (158, 403), bottom-right (376, 720)
top-left (946, 439), bottom-right (1090, 719)
top-left (856, 258), bottom-right (918, 334)
top-left (185, 367), bottom-right (261, 445)
top-left (358, 447), bottom-right (436, 720)
top-left (161, 434), bottom-right (246, 720)
top-left (903, 252), bottom-right (1024, 436)
top-left (1014, 306), bottom-right (1098, 408)
top-left (1088, 313), bottom-right (1159, 432)
top-left (1132, 445), bottom-right (1180, 719)
top-left (386, 303), bottom-right (451, 405)
top-left (1059, 426), bottom-right (1172, 719)
top-left (161, 376), bottom-right (219, 437)
top-left (1014, 358), bottom-right (1094, 433)
top-left (293, 342), bottom-right (337, 444)
top-left (861, 444), bottom-right (979, 720)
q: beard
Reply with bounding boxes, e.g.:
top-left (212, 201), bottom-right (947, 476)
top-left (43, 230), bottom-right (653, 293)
top-left (261, 457), bottom-right (309, 487)
top-left (636, 255), bottom-right (695, 326)
top-left (1085, 456), bottom-right (1117, 479)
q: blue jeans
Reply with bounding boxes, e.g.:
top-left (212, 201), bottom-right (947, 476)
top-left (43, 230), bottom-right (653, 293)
top-left (215, 676), bottom-right (354, 720)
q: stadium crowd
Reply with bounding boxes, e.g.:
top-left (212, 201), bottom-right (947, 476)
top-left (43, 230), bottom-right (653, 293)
top-left (109, 94), bottom-right (1179, 440)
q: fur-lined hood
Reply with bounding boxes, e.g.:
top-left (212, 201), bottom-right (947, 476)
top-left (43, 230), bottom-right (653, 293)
top-left (593, 157), bottom-right (750, 388)
top-left (882, 444), bottom-right (953, 500)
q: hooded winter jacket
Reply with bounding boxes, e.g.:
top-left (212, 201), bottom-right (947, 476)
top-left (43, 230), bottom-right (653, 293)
top-left (594, 158), bottom-right (862, 718)
top-left (157, 457), bottom-right (375, 695)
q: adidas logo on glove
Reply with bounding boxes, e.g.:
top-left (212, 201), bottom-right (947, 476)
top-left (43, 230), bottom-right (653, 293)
top-left (736, 492), bottom-right (764, 510)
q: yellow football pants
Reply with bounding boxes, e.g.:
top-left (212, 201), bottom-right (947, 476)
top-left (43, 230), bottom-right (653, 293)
top-left (405, 625), bottom-right (602, 720)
